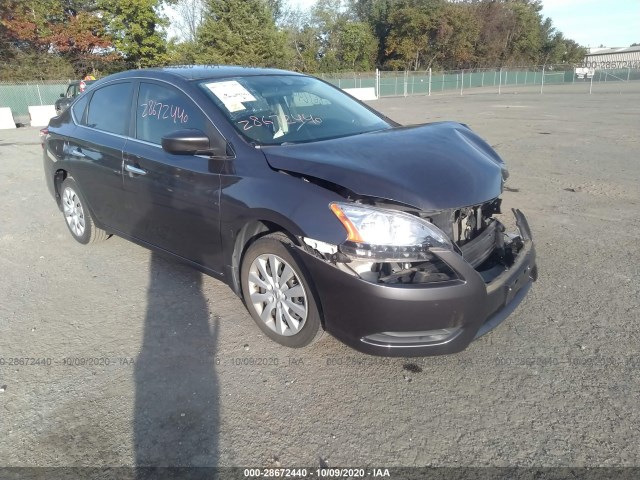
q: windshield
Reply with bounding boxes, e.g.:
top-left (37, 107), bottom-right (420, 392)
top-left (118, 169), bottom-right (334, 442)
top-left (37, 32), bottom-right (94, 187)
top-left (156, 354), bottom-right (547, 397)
top-left (199, 75), bottom-right (391, 145)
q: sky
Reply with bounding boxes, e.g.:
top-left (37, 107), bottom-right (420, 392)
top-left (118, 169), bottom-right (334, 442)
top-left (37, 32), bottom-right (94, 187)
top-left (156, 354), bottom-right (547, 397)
top-left (166, 0), bottom-right (639, 49)
top-left (539, 0), bottom-right (639, 48)
top-left (286, 0), bottom-right (640, 49)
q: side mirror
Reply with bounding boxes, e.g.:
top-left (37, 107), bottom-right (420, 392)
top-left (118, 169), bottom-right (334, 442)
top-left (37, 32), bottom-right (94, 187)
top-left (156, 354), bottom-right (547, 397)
top-left (60, 93), bottom-right (64, 97)
top-left (161, 129), bottom-right (231, 158)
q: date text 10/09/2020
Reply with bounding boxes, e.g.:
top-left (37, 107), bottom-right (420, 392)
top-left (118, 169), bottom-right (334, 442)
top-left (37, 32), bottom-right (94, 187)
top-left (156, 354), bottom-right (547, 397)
top-left (243, 468), bottom-right (391, 478)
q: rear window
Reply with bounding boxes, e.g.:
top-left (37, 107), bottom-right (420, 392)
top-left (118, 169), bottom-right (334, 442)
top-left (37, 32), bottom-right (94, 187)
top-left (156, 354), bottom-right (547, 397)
top-left (71, 94), bottom-right (89, 124)
top-left (86, 82), bottom-right (132, 136)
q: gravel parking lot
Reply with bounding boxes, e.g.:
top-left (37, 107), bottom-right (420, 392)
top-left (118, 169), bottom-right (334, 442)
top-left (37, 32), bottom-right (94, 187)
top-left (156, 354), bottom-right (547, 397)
top-left (1, 84), bottom-right (639, 469)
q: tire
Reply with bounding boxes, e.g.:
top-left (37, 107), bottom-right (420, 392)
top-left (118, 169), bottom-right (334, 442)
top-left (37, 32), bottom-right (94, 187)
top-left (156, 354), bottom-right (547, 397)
top-left (241, 233), bottom-right (324, 348)
top-left (60, 177), bottom-right (109, 244)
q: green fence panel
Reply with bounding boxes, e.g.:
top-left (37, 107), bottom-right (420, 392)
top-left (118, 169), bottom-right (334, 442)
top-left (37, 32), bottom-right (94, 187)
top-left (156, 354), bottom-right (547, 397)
top-left (0, 83), bottom-right (67, 117)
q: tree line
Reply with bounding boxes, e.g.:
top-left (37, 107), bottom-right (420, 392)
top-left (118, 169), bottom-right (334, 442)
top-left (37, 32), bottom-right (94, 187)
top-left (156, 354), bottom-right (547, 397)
top-left (0, 0), bottom-right (593, 81)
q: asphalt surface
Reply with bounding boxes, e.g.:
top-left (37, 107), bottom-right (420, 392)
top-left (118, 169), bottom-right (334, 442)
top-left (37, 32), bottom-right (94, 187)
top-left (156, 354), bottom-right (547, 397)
top-left (1, 83), bottom-right (639, 468)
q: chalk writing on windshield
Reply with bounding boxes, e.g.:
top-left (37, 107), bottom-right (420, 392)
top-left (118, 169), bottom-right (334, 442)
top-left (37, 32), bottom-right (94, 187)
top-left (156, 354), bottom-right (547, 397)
top-left (140, 100), bottom-right (189, 124)
top-left (237, 113), bottom-right (322, 131)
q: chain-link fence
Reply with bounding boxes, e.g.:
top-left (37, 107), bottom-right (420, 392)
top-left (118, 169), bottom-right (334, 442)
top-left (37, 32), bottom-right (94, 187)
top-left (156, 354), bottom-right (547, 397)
top-left (318, 64), bottom-right (640, 98)
top-left (2, 64), bottom-right (640, 127)
top-left (0, 80), bottom-right (70, 124)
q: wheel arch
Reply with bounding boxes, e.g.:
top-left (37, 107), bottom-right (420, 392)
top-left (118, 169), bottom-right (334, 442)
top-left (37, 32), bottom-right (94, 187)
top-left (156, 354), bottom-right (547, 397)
top-left (233, 220), bottom-right (327, 335)
top-left (230, 219), bottom-right (301, 297)
top-left (53, 168), bottom-right (68, 208)
top-left (57, 173), bottom-right (107, 233)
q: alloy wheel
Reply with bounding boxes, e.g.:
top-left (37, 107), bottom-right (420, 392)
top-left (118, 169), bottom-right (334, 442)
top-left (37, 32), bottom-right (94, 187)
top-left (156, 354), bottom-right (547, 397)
top-left (247, 254), bottom-right (308, 336)
top-left (62, 186), bottom-right (86, 237)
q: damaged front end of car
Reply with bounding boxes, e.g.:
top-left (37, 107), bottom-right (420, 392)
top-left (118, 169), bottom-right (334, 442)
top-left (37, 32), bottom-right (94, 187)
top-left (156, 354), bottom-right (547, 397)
top-left (296, 196), bottom-right (537, 356)
top-left (262, 121), bottom-right (537, 355)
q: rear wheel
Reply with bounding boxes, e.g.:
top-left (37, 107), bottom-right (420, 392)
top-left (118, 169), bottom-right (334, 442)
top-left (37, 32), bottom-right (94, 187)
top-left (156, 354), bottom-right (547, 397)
top-left (241, 233), bottom-right (323, 348)
top-left (60, 178), bottom-right (109, 244)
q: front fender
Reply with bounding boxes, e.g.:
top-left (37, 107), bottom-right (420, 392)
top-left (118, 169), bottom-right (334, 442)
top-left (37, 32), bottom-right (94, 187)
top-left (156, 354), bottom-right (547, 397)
top-left (220, 172), bottom-right (348, 247)
top-left (219, 171), bottom-right (349, 292)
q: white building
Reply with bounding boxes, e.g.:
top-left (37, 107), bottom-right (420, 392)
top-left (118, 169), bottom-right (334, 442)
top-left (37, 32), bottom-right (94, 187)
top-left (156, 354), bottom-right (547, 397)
top-left (584, 46), bottom-right (640, 69)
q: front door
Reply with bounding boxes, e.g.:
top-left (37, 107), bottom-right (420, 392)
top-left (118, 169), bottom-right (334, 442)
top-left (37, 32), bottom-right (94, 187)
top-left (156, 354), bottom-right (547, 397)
top-left (121, 80), bottom-right (225, 273)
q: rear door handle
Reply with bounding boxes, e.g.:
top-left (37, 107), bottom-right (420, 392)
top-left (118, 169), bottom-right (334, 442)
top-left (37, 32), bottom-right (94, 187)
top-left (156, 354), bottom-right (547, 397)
top-left (68, 147), bottom-right (86, 158)
top-left (125, 164), bottom-right (147, 176)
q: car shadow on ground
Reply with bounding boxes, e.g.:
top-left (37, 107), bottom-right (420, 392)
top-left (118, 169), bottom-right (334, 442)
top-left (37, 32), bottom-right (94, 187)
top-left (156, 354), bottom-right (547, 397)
top-left (133, 251), bottom-right (219, 471)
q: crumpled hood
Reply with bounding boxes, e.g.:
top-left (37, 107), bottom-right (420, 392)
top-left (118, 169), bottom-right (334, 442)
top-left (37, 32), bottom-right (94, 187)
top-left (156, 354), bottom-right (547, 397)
top-left (262, 122), bottom-right (506, 211)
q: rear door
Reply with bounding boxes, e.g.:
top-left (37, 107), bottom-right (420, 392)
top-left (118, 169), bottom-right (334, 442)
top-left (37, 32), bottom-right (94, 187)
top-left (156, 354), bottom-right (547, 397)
top-left (121, 80), bottom-right (225, 272)
top-left (64, 81), bottom-right (132, 232)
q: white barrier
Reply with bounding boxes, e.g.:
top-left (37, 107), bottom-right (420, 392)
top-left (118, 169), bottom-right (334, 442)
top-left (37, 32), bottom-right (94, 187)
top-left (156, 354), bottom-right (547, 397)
top-left (28, 105), bottom-right (57, 127)
top-left (0, 107), bottom-right (16, 129)
top-left (343, 87), bottom-right (378, 101)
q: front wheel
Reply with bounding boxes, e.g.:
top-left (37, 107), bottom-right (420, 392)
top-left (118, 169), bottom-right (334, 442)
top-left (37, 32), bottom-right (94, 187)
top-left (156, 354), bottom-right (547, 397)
top-left (60, 178), bottom-right (109, 244)
top-left (240, 233), bottom-right (323, 348)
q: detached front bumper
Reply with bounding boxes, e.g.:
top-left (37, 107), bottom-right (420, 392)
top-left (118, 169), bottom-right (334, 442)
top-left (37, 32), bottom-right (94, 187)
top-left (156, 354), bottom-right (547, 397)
top-left (298, 209), bottom-right (537, 357)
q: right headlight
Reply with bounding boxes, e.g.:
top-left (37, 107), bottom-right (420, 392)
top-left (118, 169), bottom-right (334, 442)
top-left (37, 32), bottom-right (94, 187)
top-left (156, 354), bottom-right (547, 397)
top-left (329, 202), bottom-right (453, 261)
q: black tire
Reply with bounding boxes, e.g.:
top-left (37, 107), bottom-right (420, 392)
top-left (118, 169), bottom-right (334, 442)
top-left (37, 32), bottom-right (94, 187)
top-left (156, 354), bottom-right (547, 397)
top-left (60, 177), bottom-right (109, 244)
top-left (240, 233), bottom-right (324, 348)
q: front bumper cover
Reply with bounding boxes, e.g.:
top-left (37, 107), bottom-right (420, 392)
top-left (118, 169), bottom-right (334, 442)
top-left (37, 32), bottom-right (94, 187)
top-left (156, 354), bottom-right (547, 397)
top-left (298, 209), bottom-right (537, 357)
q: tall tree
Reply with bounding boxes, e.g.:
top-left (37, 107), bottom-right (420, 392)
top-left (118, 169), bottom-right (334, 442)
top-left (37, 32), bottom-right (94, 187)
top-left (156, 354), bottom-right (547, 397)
top-left (99, 0), bottom-right (168, 68)
top-left (311, 0), bottom-right (376, 71)
top-left (195, 0), bottom-right (288, 67)
top-left (0, 0), bottom-right (113, 77)
top-left (435, 2), bottom-right (479, 69)
top-left (280, 5), bottom-right (322, 72)
top-left (385, 0), bottom-right (447, 70)
top-left (350, 0), bottom-right (393, 67)
top-left (539, 17), bottom-right (585, 65)
top-left (562, 38), bottom-right (586, 64)
top-left (506, 0), bottom-right (544, 65)
top-left (337, 21), bottom-right (377, 71)
top-left (266, 0), bottom-right (284, 24)
top-left (1, 0), bottom-right (63, 53)
top-left (49, 12), bottom-right (113, 65)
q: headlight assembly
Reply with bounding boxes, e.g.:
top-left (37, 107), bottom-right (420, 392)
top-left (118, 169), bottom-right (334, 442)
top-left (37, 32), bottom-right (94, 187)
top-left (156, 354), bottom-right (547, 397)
top-left (329, 202), bottom-right (453, 261)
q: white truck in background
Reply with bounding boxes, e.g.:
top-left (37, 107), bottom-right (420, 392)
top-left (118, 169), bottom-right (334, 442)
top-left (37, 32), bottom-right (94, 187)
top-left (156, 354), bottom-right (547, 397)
top-left (575, 67), bottom-right (595, 79)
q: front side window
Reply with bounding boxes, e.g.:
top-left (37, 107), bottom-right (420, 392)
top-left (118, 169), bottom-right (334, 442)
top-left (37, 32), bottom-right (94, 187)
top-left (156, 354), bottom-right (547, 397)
top-left (135, 82), bottom-right (208, 145)
top-left (86, 82), bottom-right (132, 136)
top-left (199, 75), bottom-right (390, 145)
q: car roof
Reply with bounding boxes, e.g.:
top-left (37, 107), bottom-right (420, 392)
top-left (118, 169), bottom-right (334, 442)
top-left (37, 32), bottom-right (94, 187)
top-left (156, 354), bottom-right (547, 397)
top-left (102, 65), bottom-right (306, 83)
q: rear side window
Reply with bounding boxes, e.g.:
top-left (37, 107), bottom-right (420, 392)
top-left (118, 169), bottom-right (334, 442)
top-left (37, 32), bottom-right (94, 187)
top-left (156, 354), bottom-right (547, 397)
top-left (71, 94), bottom-right (89, 124)
top-left (86, 82), bottom-right (132, 136)
top-left (135, 82), bottom-right (208, 145)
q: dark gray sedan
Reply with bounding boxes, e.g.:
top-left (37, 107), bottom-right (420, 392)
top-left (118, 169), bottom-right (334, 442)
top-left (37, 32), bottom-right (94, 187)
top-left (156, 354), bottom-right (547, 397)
top-left (42, 66), bottom-right (537, 356)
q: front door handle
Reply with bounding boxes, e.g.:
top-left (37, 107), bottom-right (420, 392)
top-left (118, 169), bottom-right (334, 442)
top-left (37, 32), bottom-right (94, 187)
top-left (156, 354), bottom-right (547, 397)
top-left (125, 164), bottom-right (147, 176)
